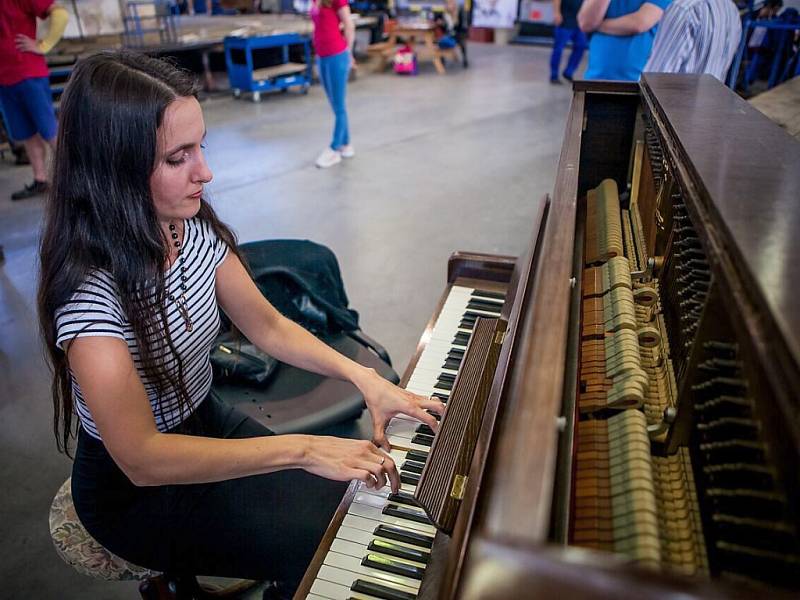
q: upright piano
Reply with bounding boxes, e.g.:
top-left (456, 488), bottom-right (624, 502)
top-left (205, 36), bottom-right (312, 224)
top-left (295, 74), bottom-right (800, 599)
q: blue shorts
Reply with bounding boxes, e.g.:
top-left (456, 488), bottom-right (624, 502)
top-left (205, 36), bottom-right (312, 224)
top-left (0, 77), bottom-right (57, 142)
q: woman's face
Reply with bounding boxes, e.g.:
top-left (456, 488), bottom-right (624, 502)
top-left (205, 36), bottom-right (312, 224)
top-left (150, 96), bottom-right (213, 223)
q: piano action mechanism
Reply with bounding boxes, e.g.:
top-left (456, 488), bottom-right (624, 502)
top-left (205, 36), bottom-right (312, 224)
top-left (296, 74), bottom-right (800, 599)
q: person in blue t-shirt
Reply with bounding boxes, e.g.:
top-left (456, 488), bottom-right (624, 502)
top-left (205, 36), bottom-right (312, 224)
top-left (578, 0), bottom-right (670, 81)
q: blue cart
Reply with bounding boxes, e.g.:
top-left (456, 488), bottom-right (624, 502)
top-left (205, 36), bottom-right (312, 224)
top-left (224, 33), bottom-right (312, 102)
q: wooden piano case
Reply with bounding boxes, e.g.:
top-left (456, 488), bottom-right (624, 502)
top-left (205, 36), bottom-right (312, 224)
top-left (296, 75), bottom-right (800, 600)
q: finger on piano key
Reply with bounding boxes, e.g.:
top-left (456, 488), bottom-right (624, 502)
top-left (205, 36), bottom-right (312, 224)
top-left (323, 551), bottom-right (422, 591)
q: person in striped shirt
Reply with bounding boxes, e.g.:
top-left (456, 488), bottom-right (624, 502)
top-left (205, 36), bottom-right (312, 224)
top-left (38, 51), bottom-right (444, 592)
top-left (643, 0), bottom-right (742, 81)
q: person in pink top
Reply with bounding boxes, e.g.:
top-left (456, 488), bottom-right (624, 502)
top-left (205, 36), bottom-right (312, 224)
top-left (310, 0), bottom-right (356, 168)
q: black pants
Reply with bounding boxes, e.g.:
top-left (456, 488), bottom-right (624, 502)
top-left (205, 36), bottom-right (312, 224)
top-left (71, 393), bottom-right (347, 586)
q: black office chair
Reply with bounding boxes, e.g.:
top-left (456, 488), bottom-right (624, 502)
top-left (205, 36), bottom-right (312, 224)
top-left (212, 240), bottom-right (399, 435)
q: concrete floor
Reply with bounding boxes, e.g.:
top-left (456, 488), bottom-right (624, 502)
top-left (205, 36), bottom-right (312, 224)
top-left (0, 43), bottom-right (577, 598)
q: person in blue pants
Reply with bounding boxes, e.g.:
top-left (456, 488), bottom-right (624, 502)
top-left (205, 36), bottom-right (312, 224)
top-left (550, 0), bottom-right (588, 83)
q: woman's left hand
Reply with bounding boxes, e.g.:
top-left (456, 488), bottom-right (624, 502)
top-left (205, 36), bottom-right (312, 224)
top-left (356, 368), bottom-right (445, 451)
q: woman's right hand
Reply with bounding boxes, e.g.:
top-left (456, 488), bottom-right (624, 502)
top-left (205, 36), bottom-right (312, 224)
top-left (301, 435), bottom-right (399, 493)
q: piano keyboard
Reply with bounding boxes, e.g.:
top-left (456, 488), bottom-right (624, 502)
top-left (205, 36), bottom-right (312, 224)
top-left (306, 285), bottom-right (505, 600)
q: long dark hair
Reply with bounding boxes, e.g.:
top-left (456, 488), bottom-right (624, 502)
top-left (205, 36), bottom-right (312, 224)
top-left (39, 51), bottom-right (243, 455)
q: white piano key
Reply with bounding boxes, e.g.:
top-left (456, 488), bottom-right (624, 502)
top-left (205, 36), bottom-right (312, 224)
top-left (385, 420), bottom-right (423, 439)
top-left (409, 364), bottom-right (458, 377)
top-left (387, 414), bottom-right (426, 426)
top-left (331, 538), bottom-right (374, 560)
top-left (324, 552), bottom-right (422, 591)
top-left (464, 307), bottom-right (502, 317)
top-left (310, 578), bottom-right (352, 600)
top-left (354, 490), bottom-right (392, 509)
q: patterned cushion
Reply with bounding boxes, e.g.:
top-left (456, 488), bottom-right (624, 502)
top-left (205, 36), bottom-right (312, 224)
top-left (49, 478), bottom-right (160, 581)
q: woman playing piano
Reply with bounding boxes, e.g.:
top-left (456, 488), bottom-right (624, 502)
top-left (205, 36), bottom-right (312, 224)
top-left (37, 51), bottom-right (444, 594)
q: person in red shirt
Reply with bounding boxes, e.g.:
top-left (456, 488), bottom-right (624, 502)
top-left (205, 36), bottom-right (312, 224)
top-left (0, 0), bottom-right (68, 200)
top-left (310, 0), bottom-right (356, 168)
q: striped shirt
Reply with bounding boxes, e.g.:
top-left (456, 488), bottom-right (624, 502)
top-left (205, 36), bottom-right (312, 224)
top-left (644, 0), bottom-right (742, 81)
top-left (55, 218), bottom-right (229, 440)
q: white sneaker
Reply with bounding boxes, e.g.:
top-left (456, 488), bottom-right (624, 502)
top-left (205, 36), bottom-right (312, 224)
top-left (339, 144), bottom-right (355, 158)
top-left (315, 147), bottom-right (342, 168)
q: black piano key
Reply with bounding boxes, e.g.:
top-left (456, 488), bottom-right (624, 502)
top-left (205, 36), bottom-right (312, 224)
top-left (351, 579), bottom-right (416, 600)
top-left (434, 380), bottom-right (453, 392)
top-left (464, 309), bottom-right (497, 319)
top-left (458, 320), bottom-right (475, 332)
top-left (466, 299), bottom-right (503, 314)
top-left (447, 348), bottom-right (465, 360)
top-left (405, 450), bottom-right (429, 464)
top-left (388, 491), bottom-right (420, 506)
top-left (411, 433), bottom-right (434, 446)
top-left (443, 357), bottom-right (462, 371)
top-left (373, 524), bottom-right (434, 548)
top-left (415, 424), bottom-right (434, 436)
top-left (400, 472), bottom-right (420, 486)
top-left (437, 372), bottom-right (456, 384)
top-left (368, 538), bottom-right (431, 564)
top-left (453, 332), bottom-right (470, 346)
top-left (401, 461), bottom-right (423, 475)
top-left (383, 503), bottom-right (433, 525)
top-left (431, 393), bottom-right (449, 403)
top-left (362, 554), bottom-right (425, 581)
top-left (436, 373), bottom-right (456, 383)
top-left (471, 289), bottom-right (505, 300)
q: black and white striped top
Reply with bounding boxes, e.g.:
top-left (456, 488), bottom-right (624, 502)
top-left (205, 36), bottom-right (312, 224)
top-left (55, 218), bottom-right (229, 440)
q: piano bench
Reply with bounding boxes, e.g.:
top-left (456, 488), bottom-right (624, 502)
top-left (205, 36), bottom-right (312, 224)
top-left (49, 478), bottom-right (254, 599)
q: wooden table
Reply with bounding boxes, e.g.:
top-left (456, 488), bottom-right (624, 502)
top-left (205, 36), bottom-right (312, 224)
top-left (388, 19), bottom-right (455, 75)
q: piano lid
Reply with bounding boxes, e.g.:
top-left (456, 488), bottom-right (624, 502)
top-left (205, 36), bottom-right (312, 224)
top-left (640, 73), bottom-right (800, 374)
